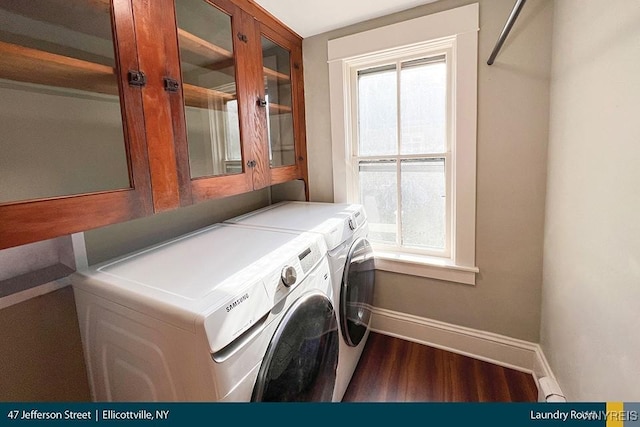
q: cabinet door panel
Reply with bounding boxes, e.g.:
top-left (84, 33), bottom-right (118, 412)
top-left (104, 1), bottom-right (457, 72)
top-left (259, 23), bottom-right (308, 195)
top-left (0, 0), bottom-right (129, 202)
top-left (0, 0), bottom-right (153, 249)
top-left (261, 36), bottom-right (294, 168)
top-left (172, 0), bottom-right (256, 201)
top-left (176, 0), bottom-right (241, 179)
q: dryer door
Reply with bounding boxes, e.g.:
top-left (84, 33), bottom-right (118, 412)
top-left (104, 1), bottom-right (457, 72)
top-left (252, 292), bottom-right (338, 402)
top-left (340, 238), bottom-right (375, 347)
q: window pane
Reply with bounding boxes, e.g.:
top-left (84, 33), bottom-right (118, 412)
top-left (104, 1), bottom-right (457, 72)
top-left (401, 158), bottom-right (446, 249)
top-left (358, 66), bottom-right (397, 156)
top-left (400, 58), bottom-right (446, 154)
top-left (359, 160), bottom-right (397, 244)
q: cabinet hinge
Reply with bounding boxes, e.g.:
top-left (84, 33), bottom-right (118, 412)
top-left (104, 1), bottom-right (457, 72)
top-left (127, 70), bottom-right (146, 87)
top-left (237, 32), bottom-right (248, 43)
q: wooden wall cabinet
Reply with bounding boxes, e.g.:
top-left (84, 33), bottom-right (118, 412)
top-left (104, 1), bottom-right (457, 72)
top-left (0, 0), bottom-right (308, 250)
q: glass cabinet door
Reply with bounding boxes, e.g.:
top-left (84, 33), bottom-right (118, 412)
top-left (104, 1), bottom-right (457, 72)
top-left (175, 0), bottom-right (242, 179)
top-left (0, 0), bottom-right (152, 249)
top-left (0, 0), bottom-right (138, 202)
top-left (171, 0), bottom-right (255, 202)
top-left (261, 36), bottom-right (295, 168)
top-left (258, 25), bottom-right (307, 194)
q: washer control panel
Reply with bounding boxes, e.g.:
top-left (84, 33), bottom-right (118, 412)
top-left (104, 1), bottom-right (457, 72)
top-left (263, 236), bottom-right (325, 305)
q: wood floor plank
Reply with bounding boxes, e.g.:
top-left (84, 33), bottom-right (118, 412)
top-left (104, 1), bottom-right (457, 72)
top-left (504, 367), bottom-right (539, 402)
top-left (473, 358), bottom-right (513, 402)
top-left (406, 341), bottom-right (439, 401)
top-left (342, 333), bottom-right (538, 403)
top-left (447, 351), bottom-right (480, 402)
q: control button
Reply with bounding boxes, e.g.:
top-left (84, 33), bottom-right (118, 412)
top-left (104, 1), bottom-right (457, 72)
top-left (281, 266), bottom-right (297, 287)
top-left (348, 218), bottom-right (356, 231)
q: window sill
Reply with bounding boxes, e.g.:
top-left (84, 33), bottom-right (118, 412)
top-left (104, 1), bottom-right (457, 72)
top-left (374, 251), bottom-right (479, 285)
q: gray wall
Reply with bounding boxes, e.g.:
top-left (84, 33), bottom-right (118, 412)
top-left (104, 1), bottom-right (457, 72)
top-left (302, 0), bottom-right (553, 342)
top-left (85, 189), bottom-right (270, 265)
top-left (541, 0), bottom-right (640, 401)
top-left (0, 83), bottom-right (129, 203)
top-left (0, 287), bottom-right (90, 401)
top-left (0, 236), bottom-right (73, 282)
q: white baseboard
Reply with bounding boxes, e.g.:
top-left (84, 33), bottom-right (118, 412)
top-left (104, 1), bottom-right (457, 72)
top-left (370, 307), bottom-right (558, 399)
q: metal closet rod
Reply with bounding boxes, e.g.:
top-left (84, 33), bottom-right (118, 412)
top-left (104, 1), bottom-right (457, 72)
top-left (487, 0), bottom-right (527, 65)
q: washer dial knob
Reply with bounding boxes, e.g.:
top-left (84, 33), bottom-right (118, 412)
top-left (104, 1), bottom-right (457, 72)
top-left (281, 266), bottom-right (297, 287)
top-left (348, 218), bottom-right (356, 231)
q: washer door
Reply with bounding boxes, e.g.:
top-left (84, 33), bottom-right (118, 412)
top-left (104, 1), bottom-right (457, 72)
top-left (340, 238), bottom-right (375, 347)
top-left (252, 292), bottom-right (338, 402)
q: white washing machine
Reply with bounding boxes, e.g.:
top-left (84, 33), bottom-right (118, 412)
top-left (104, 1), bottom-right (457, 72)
top-left (224, 201), bottom-right (375, 401)
top-left (71, 224), bottom-right (338, 402)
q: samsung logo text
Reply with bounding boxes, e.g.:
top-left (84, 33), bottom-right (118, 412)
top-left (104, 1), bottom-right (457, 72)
top-left (226, 294), bottom-right (249, 312)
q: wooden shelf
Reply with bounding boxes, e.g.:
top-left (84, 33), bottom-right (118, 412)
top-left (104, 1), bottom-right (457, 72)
top-left (177, 28), bottom-right (233, 64)
top-left (268, 103), bottom-right (292, 114)
top-left (183, 83), bottom-right (235, 109)
top-left (176, 27), bottom-right (290, 82)
top-left (0, 41), bottom-right (235, 109)
top-left (0, 41), bottom-right (118, 96)
top-left (173, 31), bottom-right (292, 108)
top-left (92, 0), bottom-right (291, 81)
top-left (264, 67), bottom-right (290, 82)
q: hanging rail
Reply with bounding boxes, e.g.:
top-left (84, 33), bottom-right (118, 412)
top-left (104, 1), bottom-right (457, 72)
top-left (487, 0), bottom-right (527, 65)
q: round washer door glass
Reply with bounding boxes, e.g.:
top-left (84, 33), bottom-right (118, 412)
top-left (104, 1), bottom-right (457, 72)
top-left (341, 238), bottom-right (375, 347)
top-left (252, 292), bottom-right (338, 402)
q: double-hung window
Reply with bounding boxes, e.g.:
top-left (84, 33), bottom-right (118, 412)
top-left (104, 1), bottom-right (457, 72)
top-left (356, 54), bottom-right (450, 257)
top-left (328, 4), bottom-right (479, 284)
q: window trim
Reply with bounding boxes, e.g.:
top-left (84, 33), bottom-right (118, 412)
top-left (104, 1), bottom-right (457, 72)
top-left (328, 3), bottom-right (479, 285)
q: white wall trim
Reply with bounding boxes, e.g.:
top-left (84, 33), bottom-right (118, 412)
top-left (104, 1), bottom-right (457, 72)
top-left (375, 251), bottom-right (478, 285)
top-left (71, 232), bottom-right (88, 271)
top-left (370, 307), bottom-right (558, 398)
top-left (0, 277), bottom-right (70, 310)
top-left (533, 343), bottom-right (557, 385)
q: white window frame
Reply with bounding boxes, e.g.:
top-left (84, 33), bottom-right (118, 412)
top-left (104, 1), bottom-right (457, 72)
top-left (351, 49), bottom-right (452, 259)
top-left (328, 3), bottom-right (479, 285)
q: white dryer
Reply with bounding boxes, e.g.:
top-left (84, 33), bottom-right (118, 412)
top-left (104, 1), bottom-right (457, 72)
top-left (224, 201), bottom-right (375, 401)
top-left (71, 224), bottom-right (338, 402)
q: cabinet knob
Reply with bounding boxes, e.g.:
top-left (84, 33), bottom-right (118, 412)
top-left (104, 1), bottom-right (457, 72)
top-left (127, 70), bottom-right (146, 87)
top-left (257, 98), bottom-right (268, 108)
top-left (163, 77), bottom-right (180, 92)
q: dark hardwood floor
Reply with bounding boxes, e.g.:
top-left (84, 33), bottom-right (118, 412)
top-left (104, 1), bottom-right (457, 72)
top-left (342, 333), bottom-right (538, 402)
